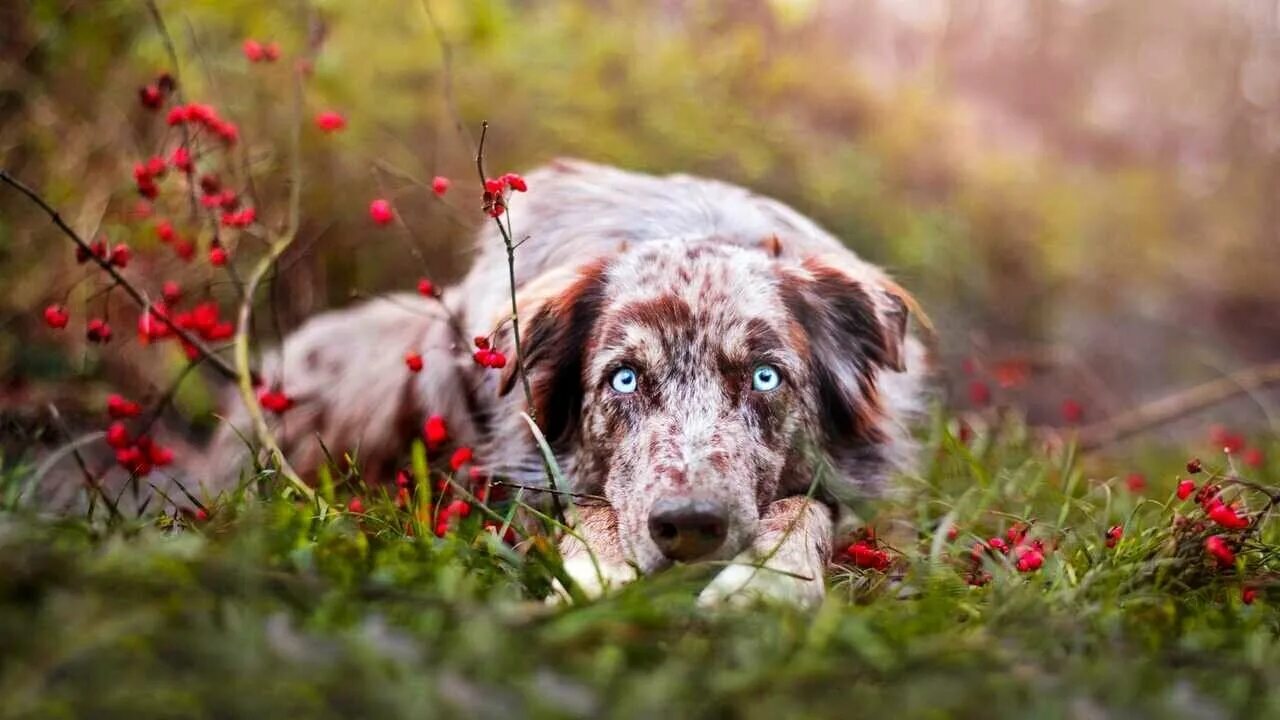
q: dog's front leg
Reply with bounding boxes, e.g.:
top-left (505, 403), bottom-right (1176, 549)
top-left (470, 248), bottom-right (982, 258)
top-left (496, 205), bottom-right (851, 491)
top-left (550, 504), bottom-right (638, 603)
top-left (698, 497), bottom-right (833, 609)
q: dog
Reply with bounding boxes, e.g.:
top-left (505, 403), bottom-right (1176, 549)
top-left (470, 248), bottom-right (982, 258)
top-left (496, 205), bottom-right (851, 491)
top-left (202, 159), bottom-right (927, 607)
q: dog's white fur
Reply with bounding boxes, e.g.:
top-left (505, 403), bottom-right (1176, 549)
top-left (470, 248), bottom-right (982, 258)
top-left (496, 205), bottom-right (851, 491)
top-left (202, 159), bottom-right (926, 606)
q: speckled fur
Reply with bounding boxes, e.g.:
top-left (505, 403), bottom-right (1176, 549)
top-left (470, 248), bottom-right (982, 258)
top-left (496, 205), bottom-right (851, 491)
top-left (201, 159), bottom-right (927, 604)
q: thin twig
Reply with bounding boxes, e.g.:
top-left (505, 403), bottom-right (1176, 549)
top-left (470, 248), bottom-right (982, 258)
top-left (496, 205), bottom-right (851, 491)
top-left (0, 169), bottom-right (237, 380)
top-left (230, 24), bottom-right (315, 506)
top-left (490, 480), bottom-right (607, 504)
top-left (1073, 361), bottom-right (1280, 450)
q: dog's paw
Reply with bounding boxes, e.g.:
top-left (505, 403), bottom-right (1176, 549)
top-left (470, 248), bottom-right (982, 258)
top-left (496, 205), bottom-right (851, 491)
top-left (547, 555), bottom-right (637, 605)
top-left (697, 560), bottom-right (825, 609)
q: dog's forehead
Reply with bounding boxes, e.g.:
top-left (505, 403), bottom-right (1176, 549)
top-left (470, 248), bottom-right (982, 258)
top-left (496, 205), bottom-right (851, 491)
top-left (604, 241), bottom-right (776, 312)
top-left (590, 241), bottom-right (796, 370)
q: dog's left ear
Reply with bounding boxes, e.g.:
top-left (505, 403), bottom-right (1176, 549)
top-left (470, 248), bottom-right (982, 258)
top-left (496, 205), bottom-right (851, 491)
top-left (781, 255), bottom-right (912, 374)
top-left (497, 260), bottom-right (609, 448)
top-left (778, 255), bottom-right (915, 452)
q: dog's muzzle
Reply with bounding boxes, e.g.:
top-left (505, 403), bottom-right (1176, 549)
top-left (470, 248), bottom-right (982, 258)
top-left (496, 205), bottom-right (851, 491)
top-left (647, 497), bottom-right (729, 562)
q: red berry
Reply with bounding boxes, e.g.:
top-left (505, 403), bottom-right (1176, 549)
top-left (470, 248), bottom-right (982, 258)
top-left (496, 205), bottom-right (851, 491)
top-left (139, 84), bottom-right (163, 110)
top-left (423, 414), bottom-right (448, 449)
top-left (145, 155), bottom-right (167, 178)
top-left (369, 199), bottom-right (395, 226)
top-left (1243, 587), bottom-right (1259, 605)
top-left (315, 110), bottom-right (347, 133)
top-left (43, 304), bottom-right (69, 329)
top-left (194, 508), bottom-right (209, 522)
top-left (968, 380), bottom-right (991, 407)
top-left (487, 351), bottom-right (507, 369)
top-left (444, 499), bottom-right (471, 519)
top-left (170, 147), bottom-right (192, 173)
top-left (174, 239), bottom-right (195, 261)
top-left (1105, 525), bottom-right (1123, 549)
top-left (449, 446), bottom-right (473, 472)
top-left (348, 496), bottom-right (365, 514)
top-left (167, 105), bottom-right (190, 125)
top-left (473, 336), bottom-right (490, 350)
top-left (1205, 535), bottom-right (1236, 567)
top-left (1015, 548), bottom-right (1044, 572)
top-left (110, 244), bottom-right (131, 268)
top-left (431, 176), bottom-right (451, 196)
top-left (1243, 447), bottom-right (1265, 469)
top-left (209, 246), bottom-right (229, 266)
top-left (162, 281), bottom-right (182, 304)
top-left (946, 525), bottom-right (959, 541)
top-left (404, 351), bottom-right (424, 373)
top-left (1176, 479), bottom-right (1196, 501)
top-left (263, 42), bottom-right (281, 62)
top-left (1186, 457), bottom-right (1203, 474)
top-left (1125, 472), bottom-right (1146, 493)
top-left (242, 38), bottom-right (265, 62)
top-left (473, 349), bottom-right (493, 367)
top-left (1061, 398), bottom-right (1084, 425)
top-left (1208, 503), bottom-right (1250, 530)
top-left (86, 318), bottom-right (112, 343)
top-left (416, 278), bottom-right (435, 297)
top-left (156, 220), bottom-right (176, 243)
top-left (987, 537), bottom-right (1008, 554)
top-left (483, 177), bottom-right (504, 194)
top-left (105, 421), bottom-right (131, 449)
top-left (396, 470), bottom-right (411, 488)
top-left (106, 394), bottom-right (142, 419)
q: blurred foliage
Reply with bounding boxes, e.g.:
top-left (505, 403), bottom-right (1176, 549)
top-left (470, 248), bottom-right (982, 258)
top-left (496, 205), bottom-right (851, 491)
top-left (2, 410), bottom-right (1279, 718)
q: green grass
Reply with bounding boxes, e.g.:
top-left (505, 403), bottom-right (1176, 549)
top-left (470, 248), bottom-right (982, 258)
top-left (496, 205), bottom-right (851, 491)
top-left (1, 414), bottom-right (1277, 719)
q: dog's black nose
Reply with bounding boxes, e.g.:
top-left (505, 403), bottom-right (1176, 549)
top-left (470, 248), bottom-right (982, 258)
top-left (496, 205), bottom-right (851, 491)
top-left (648, 497), bottom-right (729, 562)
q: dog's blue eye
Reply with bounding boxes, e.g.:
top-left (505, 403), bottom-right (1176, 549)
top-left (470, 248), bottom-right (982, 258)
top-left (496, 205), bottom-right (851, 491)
top-left (752, 364), bottom-right (782, 392)
top-left (610, 367), bottom-right (638, 394)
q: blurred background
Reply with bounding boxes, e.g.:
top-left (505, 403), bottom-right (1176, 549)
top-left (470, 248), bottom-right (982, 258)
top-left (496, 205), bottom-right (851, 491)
top-left (2, 0), bottom-right (1279, 457)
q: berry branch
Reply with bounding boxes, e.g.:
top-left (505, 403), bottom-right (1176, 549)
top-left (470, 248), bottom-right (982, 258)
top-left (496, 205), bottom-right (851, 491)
top-left (474, 122), bottom-right (566, 521)
top-left (0, 168), bottom-right (239, 381)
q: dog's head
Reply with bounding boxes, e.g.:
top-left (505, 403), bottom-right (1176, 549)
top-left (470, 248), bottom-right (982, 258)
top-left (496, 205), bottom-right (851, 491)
top-left (501, 239), bottom-right (916, 572)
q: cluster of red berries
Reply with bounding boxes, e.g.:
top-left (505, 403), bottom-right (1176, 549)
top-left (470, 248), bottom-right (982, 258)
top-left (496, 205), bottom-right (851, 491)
top-left (1209, 425), bottom-right (1266, 468)
top-left (482, 172), bottom-right (528, 217)
top-left (167, 103), bottom-right (240, 145)
top-left (242, 39), bottom-right (282, 63)
top-left (102, 394), bottom-right (175, 476)
top-left (967, 522), bottom-right (1047, 585)
top-left (472, 336), bottom-right (507, 369)
top-left (961, 356), bottom-right (1084, 424)
top-left (75, 236), bottom-right (132, 268)
top-left (844, 534), bottom-right (892, 571)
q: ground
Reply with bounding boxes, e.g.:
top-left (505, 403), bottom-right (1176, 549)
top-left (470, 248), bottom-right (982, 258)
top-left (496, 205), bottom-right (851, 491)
top-left (0, 413), bottom-right (1277, 719)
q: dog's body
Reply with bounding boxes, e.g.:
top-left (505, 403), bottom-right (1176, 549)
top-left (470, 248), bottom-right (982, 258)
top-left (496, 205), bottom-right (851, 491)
top-left (205, 159), bottom-right (926, 606)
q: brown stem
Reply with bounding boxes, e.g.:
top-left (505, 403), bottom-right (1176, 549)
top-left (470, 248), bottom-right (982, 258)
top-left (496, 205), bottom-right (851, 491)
top-left (1074, 361), bottom-right (1280, 450)
top-left (0, 168), bottom-right (238, 380)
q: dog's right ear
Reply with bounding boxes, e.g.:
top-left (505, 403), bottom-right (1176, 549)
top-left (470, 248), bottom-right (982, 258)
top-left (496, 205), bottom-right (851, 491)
top-left (497, 260), bottom-right (609, 447)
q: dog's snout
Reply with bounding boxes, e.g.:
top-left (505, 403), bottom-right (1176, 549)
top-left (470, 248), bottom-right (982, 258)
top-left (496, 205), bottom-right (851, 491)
top-left (647, 497), bottom-right (729, 562)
